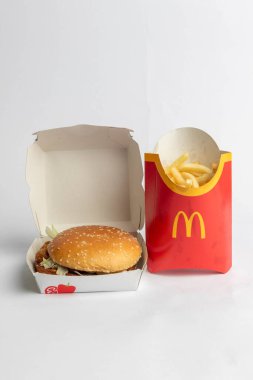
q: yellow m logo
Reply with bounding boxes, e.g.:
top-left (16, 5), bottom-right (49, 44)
top-left (172, 211), bottom-right (206, 239)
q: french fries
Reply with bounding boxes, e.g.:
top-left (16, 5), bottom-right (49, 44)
top-left (179, 163), bottom-right (212, 175)
top-left (181, 172), bottom-right (199, 188)
top-left (170, 167), bottom-right (186, 186)
top-left (164, 153), bottom-right (218, 189)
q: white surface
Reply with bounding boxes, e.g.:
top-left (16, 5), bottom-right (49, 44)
top-left (1, 223), bottom-right (253, 380)
top-left (0, 1), bottom-right (252, 379)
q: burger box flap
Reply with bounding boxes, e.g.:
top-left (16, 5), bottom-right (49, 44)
top-left (27, 124), bottom-right (144, 234)
top-left (26, 124), bottom-right (147, 293)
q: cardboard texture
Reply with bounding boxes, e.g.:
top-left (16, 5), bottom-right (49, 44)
top-left (26, 125), bottom-right (146, 293)
top-left (145, 128), bottom-right (232, 273)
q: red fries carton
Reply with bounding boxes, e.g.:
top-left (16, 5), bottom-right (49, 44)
top-left (145, 128), bottom-right (232, 273)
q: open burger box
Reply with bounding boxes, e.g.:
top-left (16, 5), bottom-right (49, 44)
top-left (26, 125), bottom-right (147, 293)
top-left (145, 128), bottom-right (232, 274)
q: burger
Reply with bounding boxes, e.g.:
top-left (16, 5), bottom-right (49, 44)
top-left (35, 225), bottom-right (142, 276)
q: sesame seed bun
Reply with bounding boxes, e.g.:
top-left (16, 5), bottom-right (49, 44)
top-left (48, 226), bottom-right (142, 273)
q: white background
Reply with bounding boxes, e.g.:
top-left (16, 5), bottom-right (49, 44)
top-left (0, 1), bottom-right (252, 379)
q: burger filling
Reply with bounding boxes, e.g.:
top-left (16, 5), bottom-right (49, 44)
top-left (40, 257), bottom-right (68, 275)
top-left (35, 241), bottom-right (138, 276)
top-left (35, 242), bottom-right (74, 275)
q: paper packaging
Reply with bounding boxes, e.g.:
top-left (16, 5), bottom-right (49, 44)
top-left (145, 127), bottom-right (232, 273)
top-left (26, 125), bottom-right (147, 293)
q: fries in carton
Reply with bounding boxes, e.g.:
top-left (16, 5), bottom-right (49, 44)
top-left (145, 127), bottom-right (232, 273)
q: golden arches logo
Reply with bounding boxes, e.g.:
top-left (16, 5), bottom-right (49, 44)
top-left (172, 211), bottom-right (206, 239)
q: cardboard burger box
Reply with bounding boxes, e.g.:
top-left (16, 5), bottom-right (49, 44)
top-left (145, 128), bottom-right (232, 273)
top-left (26, 125), bottom-right (147, 293)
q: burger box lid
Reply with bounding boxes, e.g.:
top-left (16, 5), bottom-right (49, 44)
top-left (26, 124), bottom-right (147, 293)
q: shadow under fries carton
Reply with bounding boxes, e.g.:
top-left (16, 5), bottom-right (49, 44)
top-left (145, 128), bottom-right (232, 273)
top-left (26, 125), bottom-right (147, 293)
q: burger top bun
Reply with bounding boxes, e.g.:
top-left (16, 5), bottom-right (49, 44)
top-left (48, 225), bottom-right (142, 273)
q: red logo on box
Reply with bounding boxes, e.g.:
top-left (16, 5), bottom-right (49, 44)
top-left (45, 284), bottom-right (76, 294)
